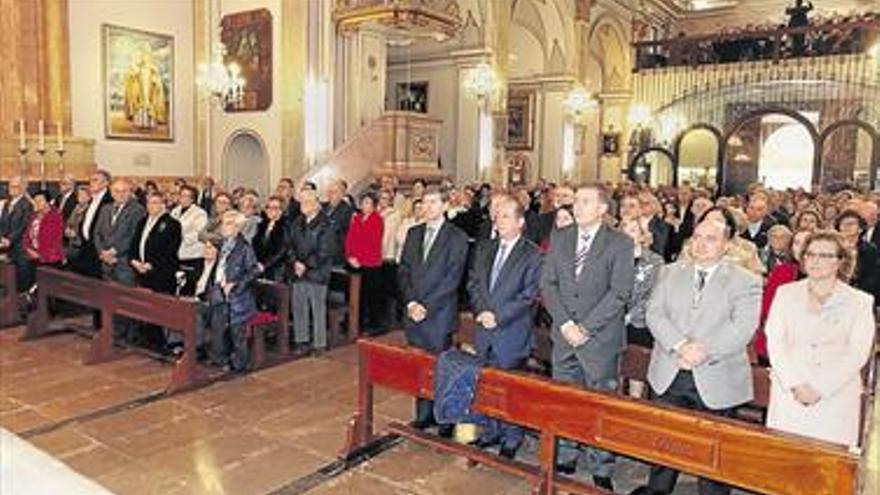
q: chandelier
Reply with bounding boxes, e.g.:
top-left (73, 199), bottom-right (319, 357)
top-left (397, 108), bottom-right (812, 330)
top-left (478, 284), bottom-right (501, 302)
top-left (197, 8), bottom-right (245, 108)
top-left (462, 62), bottom-right (499, 103)
top-left (563, 85), bottom-right (597, 124)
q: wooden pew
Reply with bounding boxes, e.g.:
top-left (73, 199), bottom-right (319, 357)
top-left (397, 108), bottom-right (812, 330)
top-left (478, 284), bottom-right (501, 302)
top-left (22, 266), bottom-right (209, 393)
top-left (0, 259), bottom-right (19, 328)
top-left (248, 279), bottom-right (291, 369)
top-left (327, 269), bottom-right (362, 347)
top-left (345, 339), bottom-right (864, 495)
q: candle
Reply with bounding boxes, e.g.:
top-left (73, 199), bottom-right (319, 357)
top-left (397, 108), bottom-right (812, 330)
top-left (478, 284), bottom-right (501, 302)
top-left (18, 119), bottom-right (25, 150)
top-left (57, 121), bottom-right (64, 151)
top-left (37, 120), bottom-right (45, 151)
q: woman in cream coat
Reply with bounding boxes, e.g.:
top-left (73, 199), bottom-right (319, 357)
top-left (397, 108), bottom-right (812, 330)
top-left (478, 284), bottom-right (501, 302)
top-left (765, 230), bottom-right (875, 447)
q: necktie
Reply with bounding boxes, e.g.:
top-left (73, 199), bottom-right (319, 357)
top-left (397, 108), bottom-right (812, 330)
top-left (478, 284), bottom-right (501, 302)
top-left (696, 269), bottom-right (708, 292)
top-left (490, 242), bottom-right (508, 291)
top-left (423, 226), bottom-right (436, 261)
top-left (111, 204), bottom-right (124, 226)
top-left (575, 233), bottom-right (591, 277)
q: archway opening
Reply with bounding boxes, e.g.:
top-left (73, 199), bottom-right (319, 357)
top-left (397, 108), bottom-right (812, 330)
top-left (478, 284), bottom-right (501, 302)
top-left (677, 128), bottom-right (720, 188)
top-left (223, 131), bottom-right (269, 196)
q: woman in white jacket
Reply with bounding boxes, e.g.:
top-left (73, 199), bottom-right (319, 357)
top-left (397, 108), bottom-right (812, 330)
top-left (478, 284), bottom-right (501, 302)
top-left (765, 230), bottom-right (875, 447)
top-left (171, 185), bottom-right (208, 295)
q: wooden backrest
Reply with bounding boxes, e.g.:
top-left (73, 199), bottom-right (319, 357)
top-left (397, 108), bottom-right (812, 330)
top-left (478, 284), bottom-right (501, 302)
top-left (357, 339), bottom-right (861, 495)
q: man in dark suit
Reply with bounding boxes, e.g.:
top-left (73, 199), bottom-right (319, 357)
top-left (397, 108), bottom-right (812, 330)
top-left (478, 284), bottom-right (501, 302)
top-left (94, 179), bottom-right (146, 340)
top-left (540, 183), bottom-right (634, 492)
top-left (742, 193), bottom-right (775, 249)
top-left (131, 191), bottom-right (182, 349)
top-left (0, 176), bottom-right (35, 292)
top-left (53, 173), bottom-right (78, 223)
top-left (467, 195), bottom-right (542, 459)
top-left (74, 170), bottom-right (113, 279)
top-left (322, 179), bottom-right (354, 262)
top-left (399, 185), bottom-right (469, 435)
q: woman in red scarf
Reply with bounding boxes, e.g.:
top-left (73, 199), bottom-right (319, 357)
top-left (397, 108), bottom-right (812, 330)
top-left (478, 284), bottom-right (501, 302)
top-left (345, 191), bottom-right (385, 335)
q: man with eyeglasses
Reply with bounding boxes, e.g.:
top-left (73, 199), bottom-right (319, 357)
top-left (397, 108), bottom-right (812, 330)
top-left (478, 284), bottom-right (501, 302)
top-left (630, 212), bottom-right (761, 495)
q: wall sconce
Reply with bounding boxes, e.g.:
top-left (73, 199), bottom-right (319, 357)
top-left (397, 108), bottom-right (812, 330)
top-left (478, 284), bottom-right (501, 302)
top-left (563, 85), bottom-right (597, 124)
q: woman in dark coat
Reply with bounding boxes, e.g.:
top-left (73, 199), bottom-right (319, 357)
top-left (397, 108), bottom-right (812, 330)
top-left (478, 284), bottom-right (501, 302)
top-left (252, 196), bottom-right (288, 282)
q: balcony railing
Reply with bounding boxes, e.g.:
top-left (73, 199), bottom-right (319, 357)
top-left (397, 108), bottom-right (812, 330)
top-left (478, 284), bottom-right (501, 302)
top-left (634, 14), bottom-right (880, 71)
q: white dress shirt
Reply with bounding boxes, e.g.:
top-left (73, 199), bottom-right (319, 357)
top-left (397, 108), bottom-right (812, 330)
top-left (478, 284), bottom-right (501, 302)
top-left (82, 189), bottom-right (107, 241)
top-left (138, 215), bottom-right (161, 261)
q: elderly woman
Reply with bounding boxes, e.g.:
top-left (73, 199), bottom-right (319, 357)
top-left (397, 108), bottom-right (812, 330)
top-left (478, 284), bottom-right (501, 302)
top-left (345, 191), bottom-right (385, 335)
top-left (207, 211), bottom-right (260, 372)
top-left (791, 208), bottom-right (823, 232)
top-left (204, 192), bottom-right (233, 235)
top-left (836, 209), bottom-right (880, 302)
top-left (238, 193), bottom-right (262, 243)
top-left (22, 190), bottom-right (65, 290)
top-left (252, 195), bottom-right (287, 282)
top-left (760, 224), bottom-right (794, 274)
top-left (765, 230), bottom-right (875, 447)
top-left (620, 217), bottom-right (664, 348)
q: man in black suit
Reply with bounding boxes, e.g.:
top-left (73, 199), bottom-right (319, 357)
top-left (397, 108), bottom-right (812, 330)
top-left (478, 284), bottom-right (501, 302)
top-left (0, 176), bottom-right (35, 292)
top-left (74, 170), bottom-right (113, 279)
top-left (53, 174), bottom-right (78, 223)
top-left (467, 195), bottom-right (542, 459)
top-left (276, 177), bottom-right (301, 226)
top-left (742, 193), bottom-right (775, 249)
top-left (322, 179), bottom-right (354, 239)
top-left (858, 200), bottom-right (880, 248)
top-left (131, 192), bottom-right (182, 349)
top-left (399, 185), bottom-right (469, 435)
top-left (94, 179), bottom-right (146, 340)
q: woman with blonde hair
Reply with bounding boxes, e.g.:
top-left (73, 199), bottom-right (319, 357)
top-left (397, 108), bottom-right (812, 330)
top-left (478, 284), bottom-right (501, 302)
top-left (765, 230), bottom-right (875, 447)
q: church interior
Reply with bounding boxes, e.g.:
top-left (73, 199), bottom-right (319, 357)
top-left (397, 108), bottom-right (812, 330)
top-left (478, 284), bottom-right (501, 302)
top-left (2, 0), bottom-right (880, 494)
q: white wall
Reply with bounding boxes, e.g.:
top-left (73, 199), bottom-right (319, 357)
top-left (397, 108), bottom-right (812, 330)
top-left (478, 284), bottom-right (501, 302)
top-left (69, 0), bottom-right (195, 177)
top-left (386, 60), bottom-right (459, 174)
top-left (211, 0), bottom-right (282, 196)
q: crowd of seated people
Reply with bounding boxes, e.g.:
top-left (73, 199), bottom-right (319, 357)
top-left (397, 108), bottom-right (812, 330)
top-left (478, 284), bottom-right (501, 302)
top-left (0, 170), bottom-right (877, 493)
top-left (638, 8), bottom-right (879, 69)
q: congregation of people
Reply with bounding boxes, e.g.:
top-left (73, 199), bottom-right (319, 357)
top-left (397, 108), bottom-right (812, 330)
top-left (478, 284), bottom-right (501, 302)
top-left (1, 170), bottom-right (877, 495)
top-left (637, 3), bottom-right (879, 69)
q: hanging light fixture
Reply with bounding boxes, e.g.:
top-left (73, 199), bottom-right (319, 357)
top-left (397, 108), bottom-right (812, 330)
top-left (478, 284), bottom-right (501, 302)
top-left (198, 0), bottom-right (245, 108)
top-left (462, 62), bottom-right (498, 105)
top-left (563, 85), bottom-right (597, 124)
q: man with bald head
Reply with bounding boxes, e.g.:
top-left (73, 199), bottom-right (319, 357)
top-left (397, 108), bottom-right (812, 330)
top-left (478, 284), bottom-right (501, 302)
top-left (857, 199), bottom-right (880, 248)
top-left (631, 214), bottom-right (761, 495)
top-left (95, 179), bottom-right (146, 287)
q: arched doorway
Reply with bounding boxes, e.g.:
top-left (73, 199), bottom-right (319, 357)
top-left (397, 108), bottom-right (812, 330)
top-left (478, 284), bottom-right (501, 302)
top-left (819, 120), bottom-right (879, 190)
top-left (722, 108), bottom-right (819, 194)
top-left (674, 124), bottom-right (722, 189)
top-left (223, 130), bottom-right (269, 195)
top-left (629, 147), bottom-right (675, 187)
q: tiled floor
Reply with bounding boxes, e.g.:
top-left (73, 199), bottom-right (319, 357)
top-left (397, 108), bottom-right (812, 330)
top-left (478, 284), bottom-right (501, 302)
top-left (1, 325), bottom-right (723, 495)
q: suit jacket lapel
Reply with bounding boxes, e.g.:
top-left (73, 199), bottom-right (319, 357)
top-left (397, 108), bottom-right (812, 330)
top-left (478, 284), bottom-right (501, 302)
top-left (423, 222), bottom-right (446, 266)
top-left (492, 237), bottom-right (527, 293)
top-left (577, 225), bottom-right (609, 286)
top-left (693, 262), bottom-right (730, 322)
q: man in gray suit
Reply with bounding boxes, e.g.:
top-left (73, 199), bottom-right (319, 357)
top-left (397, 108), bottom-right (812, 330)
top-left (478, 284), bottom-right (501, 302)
top-left (94, 179), bottom-right (146, 340)
top-left (541, 183), bottom-right (634, 491)
top-left (0, 176), bottom-right (35, 292)
top-left (630, 211), bottom-right (761, 495)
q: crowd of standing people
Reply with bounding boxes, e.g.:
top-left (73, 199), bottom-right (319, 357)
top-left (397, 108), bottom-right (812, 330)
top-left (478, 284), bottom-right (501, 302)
top-left (0, 171), bottom-right (876, 494)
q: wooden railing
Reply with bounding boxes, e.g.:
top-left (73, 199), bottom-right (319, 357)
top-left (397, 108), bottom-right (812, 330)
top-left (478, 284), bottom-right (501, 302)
top-left (0, 259), bottom-right (19, 328)
top-left (22, 267), bottom-right (208, 393)
top-left (634, 16), bottom-right (880, 71)
top-left (345, 339), bottom-right (865, 495)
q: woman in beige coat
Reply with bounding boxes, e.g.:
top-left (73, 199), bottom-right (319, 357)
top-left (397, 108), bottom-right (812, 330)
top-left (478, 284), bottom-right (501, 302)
top-left (765, 230), bottom-right (875, 447)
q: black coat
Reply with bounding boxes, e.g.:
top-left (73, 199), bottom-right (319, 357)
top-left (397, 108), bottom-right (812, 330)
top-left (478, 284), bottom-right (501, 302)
top-left (53, 190), bottom-right (78, 223)
top-left (287, 212), bottom-right (338, 285)
top-left (853, 240), bottom-right (880, 304)
top-left (648, 215), bottom-right (670, 257)
top-left (252, 219), bottom-right (287, 282)
top-left (131, 213), bottom-right (182, 294)
top-left (74, 189), bottom-right (114, 278)
top-left (741, 217), bottom-right (776, 250)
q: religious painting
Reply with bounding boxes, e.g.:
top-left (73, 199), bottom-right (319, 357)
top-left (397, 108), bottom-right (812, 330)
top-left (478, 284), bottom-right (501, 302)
top-left (221, 9), bottom-right (273, 112)
top-left (396, 81), bottom-right (429, 113)
top-left (506, 91), bottom-right (535, 150)
top-left (602, 132), bottom-right (621, 155)
top-left (103, 24), bottom-right (174, 141)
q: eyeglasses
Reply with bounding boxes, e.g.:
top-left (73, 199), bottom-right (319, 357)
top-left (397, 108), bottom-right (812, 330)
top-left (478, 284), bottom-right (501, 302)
top-left (803, 251), bottom-right (839, 260)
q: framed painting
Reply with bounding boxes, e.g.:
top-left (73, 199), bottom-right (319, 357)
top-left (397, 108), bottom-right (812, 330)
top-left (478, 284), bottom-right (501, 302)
top-left (506, 91), bottom-right (535, 150)
top-left (395, 81), bottom-right (429, 113)
top-left (103, 24), bottom-right (174, 141)
top-left (221, 9), bottom-right (273, 112)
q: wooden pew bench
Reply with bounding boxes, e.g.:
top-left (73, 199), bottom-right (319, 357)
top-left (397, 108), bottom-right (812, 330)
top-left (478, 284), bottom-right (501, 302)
top-left (345, 339), bottom-right (866, 495)
top-left (0, 259), bottom-right (20, 328)
top-left (327, 269), bottom-right (361, 347)
top-left (22, 266), bottom-right (211, 393)
top-left (247, 279), bottom-right (292, 369)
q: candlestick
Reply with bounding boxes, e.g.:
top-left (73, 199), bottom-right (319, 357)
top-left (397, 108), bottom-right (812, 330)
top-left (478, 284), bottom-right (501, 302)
top-left (18, 119), bottom-right (26, 150)
top-left (37, 120), bottom-right (46, 151)
top-left (56, 121), bottom-right (64, 152)
top-left (56, 148), bottom-right (66, 176)
top-left (36, 148), bottom-right (47, 190)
